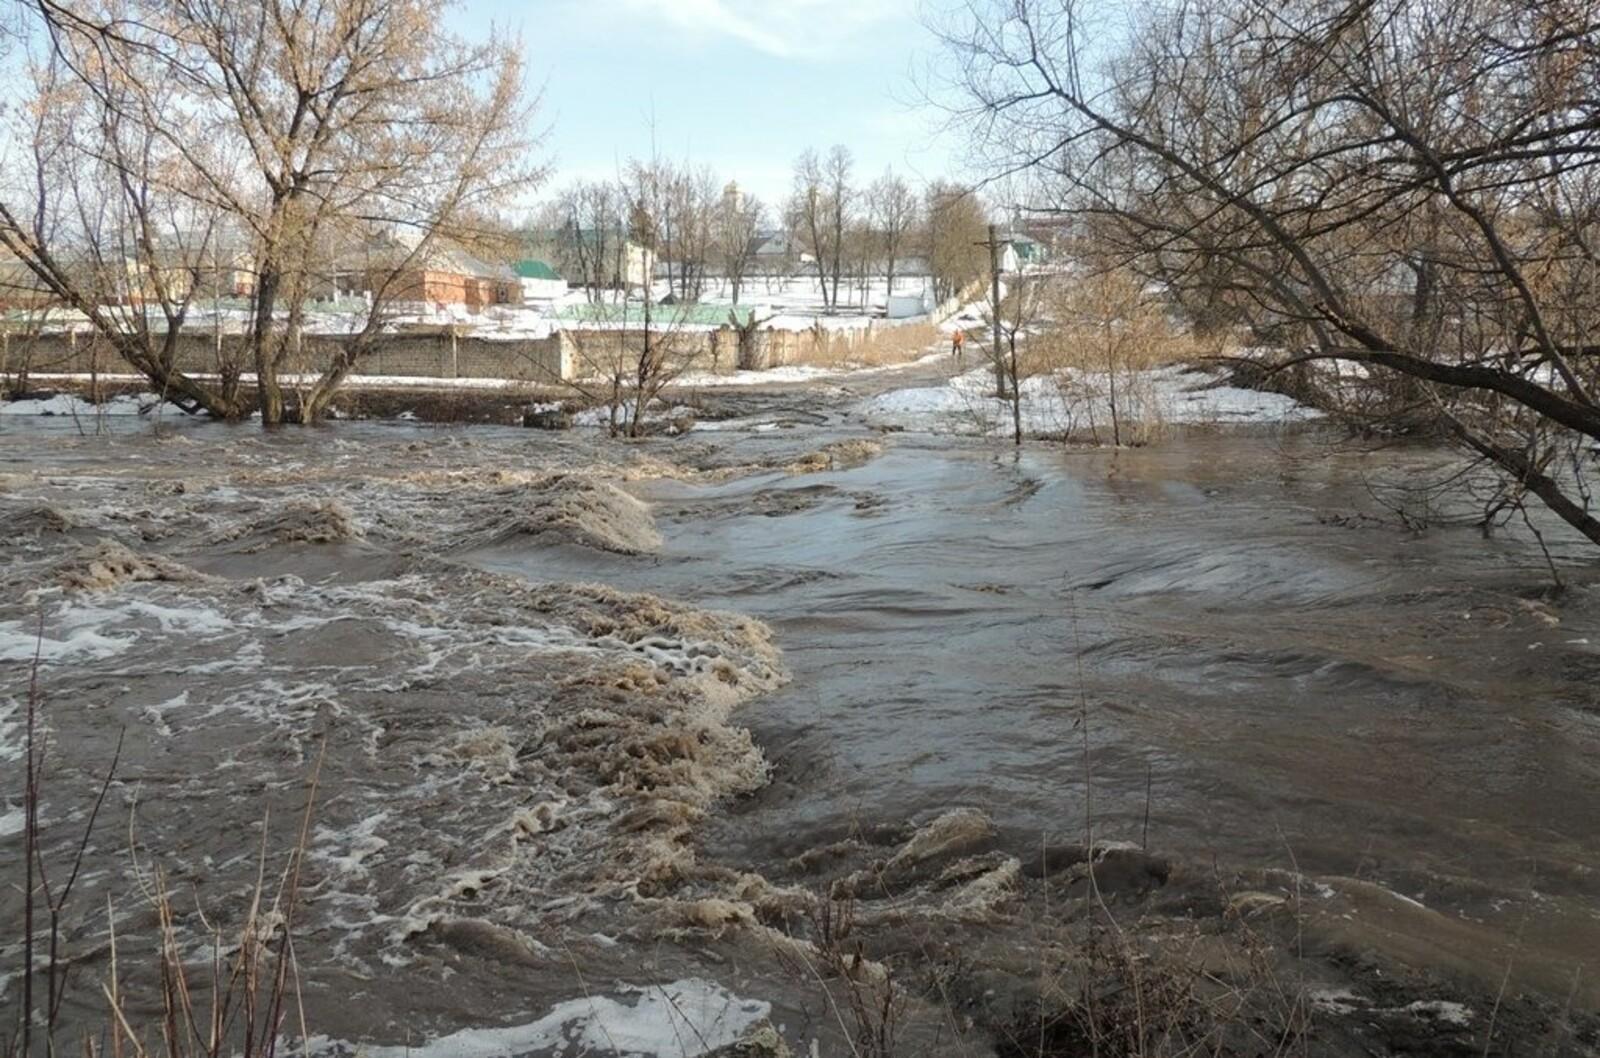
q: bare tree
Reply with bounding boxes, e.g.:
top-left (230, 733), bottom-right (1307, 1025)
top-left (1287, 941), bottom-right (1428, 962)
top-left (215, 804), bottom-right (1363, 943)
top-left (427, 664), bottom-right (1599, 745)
top-left (823, 145), bottom-right (855, 311)
top-left (868, 171), bottom-right (919, 297)
top-left (0, 0), bottom-right (539, 424)
top-left (627, 158), bottom-right (713, 303)
top-left (560, 156), bottom-right (703, 438)
top-left (788, 146), bottom-right (855, 312)
top-left (716, 185), bottom-right (765, 306)
top-left (668, 164), bottom-right (719, 302)
top-left (1048, 264), bottom-right (1197, 446)
top-left (788, 149), bottom-right (835, 311)
top-left (543, 180), bottom-right (629, 303)
top-left (937, 0), bottom-right (1600, 549)
top-left (925, 181), bottom-right (988, 305)
top-left (987, 270), bottom-right (1050, 444)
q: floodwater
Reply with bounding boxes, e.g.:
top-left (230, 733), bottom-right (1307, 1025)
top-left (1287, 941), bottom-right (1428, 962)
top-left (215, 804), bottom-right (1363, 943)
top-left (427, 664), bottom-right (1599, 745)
top-left (475, 426), bottom-right (1600, 1007)
top-left (3, 400), bottom-right (1599, 1054)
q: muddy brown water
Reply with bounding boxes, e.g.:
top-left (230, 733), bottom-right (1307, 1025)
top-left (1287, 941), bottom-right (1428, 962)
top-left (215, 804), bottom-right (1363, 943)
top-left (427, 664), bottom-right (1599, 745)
top-left (3, 406), bottom-right (1599, 1053)
top-left (469, 428), bottom-right (1600, 1006)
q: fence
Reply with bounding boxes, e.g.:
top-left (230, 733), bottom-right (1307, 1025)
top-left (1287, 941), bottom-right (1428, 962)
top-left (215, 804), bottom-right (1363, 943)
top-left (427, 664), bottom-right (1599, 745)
top-left (0, 330), bottom-right (568, 385)
top-left (1, 284), bottom-right (985, 390)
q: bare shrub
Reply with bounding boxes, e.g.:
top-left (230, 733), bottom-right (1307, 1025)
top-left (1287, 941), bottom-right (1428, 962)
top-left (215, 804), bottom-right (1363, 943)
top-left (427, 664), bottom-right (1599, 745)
top-left (1036, 268), bottom-right (1216, 445)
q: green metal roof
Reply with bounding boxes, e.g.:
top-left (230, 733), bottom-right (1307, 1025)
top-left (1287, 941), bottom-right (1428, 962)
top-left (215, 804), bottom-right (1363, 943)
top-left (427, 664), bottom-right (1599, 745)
top-left (513, 259), bottom-right (561, 280)
top-left (556, 303), bottom-right (754, 328)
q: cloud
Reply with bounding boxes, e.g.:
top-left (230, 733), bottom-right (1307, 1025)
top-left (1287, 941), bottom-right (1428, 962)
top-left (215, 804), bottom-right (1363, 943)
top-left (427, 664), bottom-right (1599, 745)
top-left (618, 0), bottom-right (905, 58)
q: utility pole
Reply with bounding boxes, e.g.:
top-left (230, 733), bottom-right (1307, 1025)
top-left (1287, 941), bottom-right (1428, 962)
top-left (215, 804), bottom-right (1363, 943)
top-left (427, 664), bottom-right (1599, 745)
top-left (977, 223), bottom-right (1008, 398)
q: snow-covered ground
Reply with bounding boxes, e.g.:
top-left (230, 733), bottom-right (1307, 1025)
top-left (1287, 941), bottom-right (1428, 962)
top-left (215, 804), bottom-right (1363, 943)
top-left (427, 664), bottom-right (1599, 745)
top-left (0, 392), bottom-right (158, 417)
top-left (4, 357), bottom-right (1316, 439)
top-left (672, 350), bottom-right (946, 389)
top-left (860, 363), bottom-right (1321, 437)
top-left (687, 273), bottom-right (934, 325)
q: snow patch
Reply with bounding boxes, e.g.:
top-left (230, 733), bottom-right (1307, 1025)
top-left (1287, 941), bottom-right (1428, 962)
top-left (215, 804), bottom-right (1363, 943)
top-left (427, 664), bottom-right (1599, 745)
top-left (861, 364), bottom-right (1319, 437)
top-left (0, 393), bottom-right (156, 417)
top-left (318, 978), bottom-right (770, 1058)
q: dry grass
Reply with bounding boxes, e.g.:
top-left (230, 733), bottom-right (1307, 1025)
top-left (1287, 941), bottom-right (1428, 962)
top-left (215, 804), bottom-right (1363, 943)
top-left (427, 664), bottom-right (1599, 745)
top-left (767, 893), bottom-right (907, 1058)
top-left (991, 889), bottom-right (1312, 1058)
top-left (790, 321), bottom-right (941, 370)
top-left (755, 826), bottom-right (1316, 1058)
top-left (1030, 269), bottom-right (1228, 446)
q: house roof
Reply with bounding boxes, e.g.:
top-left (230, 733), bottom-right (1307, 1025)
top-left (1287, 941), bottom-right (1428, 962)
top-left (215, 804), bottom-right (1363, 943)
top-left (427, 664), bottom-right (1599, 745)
top-left (331, 236), bottom-right (517, 282)
top-left (752, 231), bottom-right (797, 256)
top-left (514, 259), bottom-right (561, 281)
top-left (556, 302), bottom-right (755, 328)
top-left (427, 245), bottom-right (517, 281)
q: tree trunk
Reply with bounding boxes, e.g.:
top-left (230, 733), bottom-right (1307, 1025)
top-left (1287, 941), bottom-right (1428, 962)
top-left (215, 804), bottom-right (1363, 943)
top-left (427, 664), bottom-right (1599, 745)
top-left (810, 215), bottom-right (831, 311)
top-left (989, 225), bottom-right (1007, 398)
top-left (1009, 340), bottom-right (1023, 446)
top-left (252, 267), bottom-right (285, 425)
top-left (1107, 340), bottom-right (1122, 447)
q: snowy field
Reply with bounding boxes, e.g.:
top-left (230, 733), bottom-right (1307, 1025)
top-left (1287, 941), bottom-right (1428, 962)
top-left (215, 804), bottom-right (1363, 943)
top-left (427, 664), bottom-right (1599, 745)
top-left (687, 273), bottom-right (936, 331)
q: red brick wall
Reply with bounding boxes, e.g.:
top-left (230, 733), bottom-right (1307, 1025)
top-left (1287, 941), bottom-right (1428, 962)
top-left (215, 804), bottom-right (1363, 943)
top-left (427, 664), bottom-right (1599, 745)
top-left (378, 270), bottom-right (515, 310)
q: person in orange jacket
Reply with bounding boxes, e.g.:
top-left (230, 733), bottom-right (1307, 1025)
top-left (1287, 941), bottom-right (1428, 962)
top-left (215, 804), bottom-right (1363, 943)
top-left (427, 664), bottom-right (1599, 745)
top-left (951, 328), bottom-right (965, 362)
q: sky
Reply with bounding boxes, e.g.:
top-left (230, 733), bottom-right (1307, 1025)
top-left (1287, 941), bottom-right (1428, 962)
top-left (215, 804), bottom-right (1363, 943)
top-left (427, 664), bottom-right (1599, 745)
top-left (444, 0), bottom-right (969, 214)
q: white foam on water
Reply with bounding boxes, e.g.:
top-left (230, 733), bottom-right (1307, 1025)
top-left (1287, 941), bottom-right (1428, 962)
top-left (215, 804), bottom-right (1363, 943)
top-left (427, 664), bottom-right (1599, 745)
top-left (0, 619), bottom-right (134, 662)
top-left (0, 806), bottom-right (24, 838)
top-left (141, 690), bottom-right (188, 737)
top-left (313, 811), bottom-right (393, 882)
top-left (1307, 988), bottom-right (1361, 1016)
top-left (0, 698), bottom-right (22, 764)
top-left (318, 978), bottom-right (770, 1058)
top-left (0, 594), bottom-right (229, 665)
top-left (1406, 1000), bottom-right (1472, 1026)
top-left (1309, 990), bottom-right (1473, 1028)
top-left (120, 599), bottom-right (235, 637)
top-left (182, 640), bottom-right (266, 675)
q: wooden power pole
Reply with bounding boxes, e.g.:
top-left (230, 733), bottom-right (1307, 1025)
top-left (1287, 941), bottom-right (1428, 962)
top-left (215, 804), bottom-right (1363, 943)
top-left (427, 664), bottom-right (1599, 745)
top-left (981, 224), bottom-right (1008, 398)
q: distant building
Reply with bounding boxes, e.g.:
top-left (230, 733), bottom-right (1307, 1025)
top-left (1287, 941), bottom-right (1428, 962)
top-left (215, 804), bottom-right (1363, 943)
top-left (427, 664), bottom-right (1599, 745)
top-left (513, 258), bottom-right (568, 304)
top-left (522, 227), bottom-right (654, 290)
top-left (148, 235), bottom-right (259, 300)
top-left (751, 230), bottom-right (811, 268)
top-left (599, 239), bottom-right (655, 288)
top-left (331, 238), bottom-right (520, 311)
top-left (886, 290), bottom-right (933, 319)
top-left (1006, 233), bottom-right (1049, 266)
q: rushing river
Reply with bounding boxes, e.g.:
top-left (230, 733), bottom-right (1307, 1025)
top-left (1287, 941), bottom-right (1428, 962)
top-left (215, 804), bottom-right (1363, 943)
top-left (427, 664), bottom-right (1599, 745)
top-left (474, 426), bottom-right (1600, 1004)
top-left (3, 401), bottom-right (1598, 1055)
